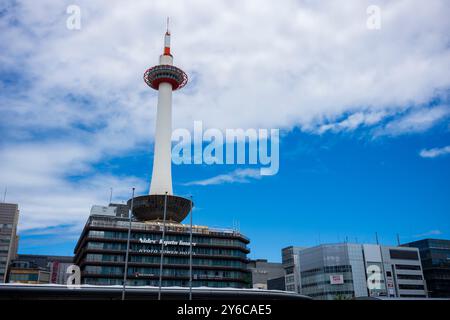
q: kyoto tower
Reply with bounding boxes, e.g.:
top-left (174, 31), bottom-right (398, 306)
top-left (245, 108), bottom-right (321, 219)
top-left (128, 22), bottom-right (192, 222)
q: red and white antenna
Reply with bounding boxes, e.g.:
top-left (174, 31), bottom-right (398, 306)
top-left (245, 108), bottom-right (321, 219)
top-left (164, 17), bottom-right (171, 56)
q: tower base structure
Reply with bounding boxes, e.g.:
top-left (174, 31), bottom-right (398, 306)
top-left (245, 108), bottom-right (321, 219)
top-left (127, 194), bottom-right (192, 223)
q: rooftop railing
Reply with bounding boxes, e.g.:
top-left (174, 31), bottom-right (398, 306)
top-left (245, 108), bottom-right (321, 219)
top-left (87, 216), bottom-right (250, 241)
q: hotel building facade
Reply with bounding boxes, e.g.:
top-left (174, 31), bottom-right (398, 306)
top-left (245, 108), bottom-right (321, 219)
top-left (74, 204), bottom-right (251, 288)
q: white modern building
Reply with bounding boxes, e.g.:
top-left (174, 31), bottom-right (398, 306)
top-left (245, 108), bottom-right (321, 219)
top-left (282, 243), bottom-right (428, 299)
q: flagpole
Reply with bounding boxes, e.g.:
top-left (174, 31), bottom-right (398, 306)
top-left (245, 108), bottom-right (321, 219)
top-left (122, 187), bottom-right (135, 300)
top-left (158, 192), bottom-right (168, 300)
top-left (189, 196), bottom-right (193, 300)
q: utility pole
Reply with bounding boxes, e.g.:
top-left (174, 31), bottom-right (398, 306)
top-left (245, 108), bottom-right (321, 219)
top-left (158, 192), bottom-right (168, 300)
top-left (189, 196), bottom-right (193, 300)
top-left (121, 187), bottom-right (135, 300)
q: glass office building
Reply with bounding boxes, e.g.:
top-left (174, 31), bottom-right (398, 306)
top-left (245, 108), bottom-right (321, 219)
top-left (74, 205), bottom-right (251, 288)
top-left (403, 238), bottom-right (450, 297)
top-left (281, 243), bottom-right (428, 299)
top-left (298, 243), bottom-right (368, 300)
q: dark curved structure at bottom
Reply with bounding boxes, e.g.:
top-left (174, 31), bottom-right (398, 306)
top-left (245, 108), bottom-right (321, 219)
top-left (0, 284), bottom-right (312, 300)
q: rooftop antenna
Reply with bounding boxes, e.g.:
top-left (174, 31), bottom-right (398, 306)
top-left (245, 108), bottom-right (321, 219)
top-left (2, 186), bottom-right (6, 203)
top-left (375, 232), bottom-right (379, 245)
top-left (396, 233), bottom-right (401, 246)
top-left (109, 187), bottom-right (113, 204)
top-left (166, 16), bottom-right (170, 34)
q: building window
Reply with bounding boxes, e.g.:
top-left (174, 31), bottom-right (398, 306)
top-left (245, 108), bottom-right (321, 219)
top-left (395, 264), bottom-right (421, 271)
top-left (389, 250), bottom-right (419, 260)
top-left (398, 284), bottom-right (425, 290)
top-left (397, 274), bottom-right (423, 280)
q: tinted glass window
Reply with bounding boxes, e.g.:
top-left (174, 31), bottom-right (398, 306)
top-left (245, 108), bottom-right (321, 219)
top-left (390, 249), bottom-right (419, 260)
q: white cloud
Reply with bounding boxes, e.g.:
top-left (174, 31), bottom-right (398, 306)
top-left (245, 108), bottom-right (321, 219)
top-left (183, 168), bottom-right (262, 186)
top-left (419, 145), bottom-right (450, 158)
top-left (2, 0), bottom-right (450, 133)
top-left (373, 105), bottom-right (450, 137)
top-left (0, 142), bottom-right (147, 231)
top-left (1, 0), bottom-right (450, 231)
top-left (413, 230), bottom-right (443, 238)
top-left (316, 111), bottom-right (388, 134)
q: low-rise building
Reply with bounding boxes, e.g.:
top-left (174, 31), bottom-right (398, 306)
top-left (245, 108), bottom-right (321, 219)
top-left (8, 260), bottom-right (50, 284)
top-left (247, 259), bottom-right (284, 289)
top-left (11, 254), bottom-right (74, 285)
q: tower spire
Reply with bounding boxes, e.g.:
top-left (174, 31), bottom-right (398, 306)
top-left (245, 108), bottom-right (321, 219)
top-left (164, 17), bottom-right (171, 56)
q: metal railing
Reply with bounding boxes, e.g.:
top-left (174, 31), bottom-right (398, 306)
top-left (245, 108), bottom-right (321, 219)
top-left (88, 217), bottom-right (250, 241)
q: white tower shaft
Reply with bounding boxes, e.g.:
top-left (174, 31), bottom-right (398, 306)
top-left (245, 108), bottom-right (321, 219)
top-left (150, 54), bottom-right (174, 195)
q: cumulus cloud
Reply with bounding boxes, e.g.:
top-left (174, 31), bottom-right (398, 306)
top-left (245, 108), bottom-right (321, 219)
top-left (419, 145), bottom-right (450, 158)
top-left (0, 0), bottom-right (450, 231)
top-left (183, 168), bottom-right (261, 186)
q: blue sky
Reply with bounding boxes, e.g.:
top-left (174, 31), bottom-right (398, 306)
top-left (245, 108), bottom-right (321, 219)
top-left (1, 0), bottom-right (449, 262)
top-left (16, 123), bottom-right (450, 262)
